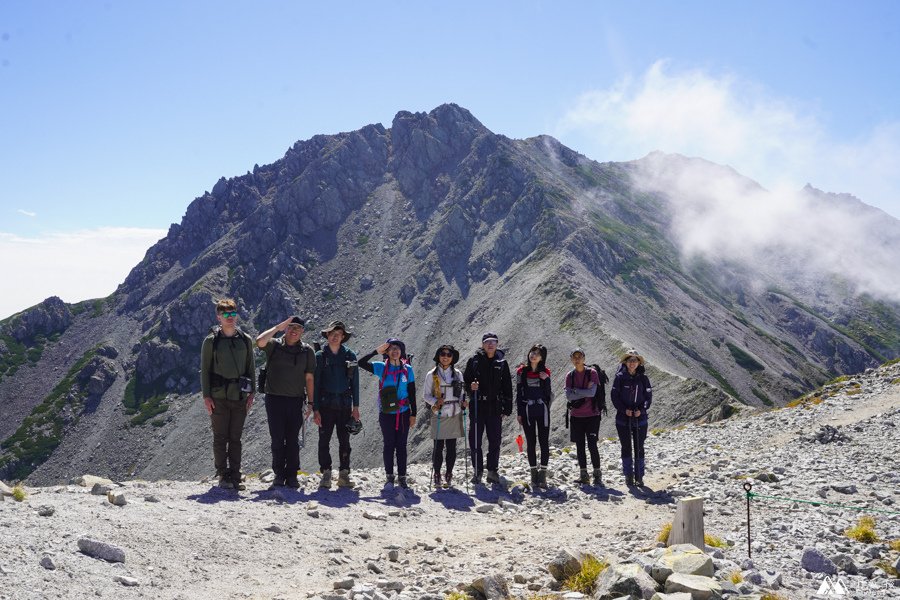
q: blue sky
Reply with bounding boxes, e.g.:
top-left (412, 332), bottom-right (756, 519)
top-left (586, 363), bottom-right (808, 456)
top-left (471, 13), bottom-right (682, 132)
top-left (2, 1), bottom-right (899, 318)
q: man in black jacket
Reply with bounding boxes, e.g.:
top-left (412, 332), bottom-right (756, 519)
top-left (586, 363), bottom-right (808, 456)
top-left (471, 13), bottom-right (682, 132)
top-left (463, 332), bottom-right (512, 485)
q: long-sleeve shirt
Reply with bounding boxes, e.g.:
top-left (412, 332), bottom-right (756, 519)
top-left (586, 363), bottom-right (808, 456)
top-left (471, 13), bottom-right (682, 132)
top-left (610, 364), bottom-right (652, 427)
top-left (423, 365), bottom-right (465, 418)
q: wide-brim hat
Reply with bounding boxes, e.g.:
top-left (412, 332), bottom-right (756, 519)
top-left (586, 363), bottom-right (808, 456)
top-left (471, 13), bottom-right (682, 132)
top-left (432, 344), bottom-right (460, 365)
top-left (621, 348), bottom-right (645, 365)
top-left (321, 320), bottom-right (352, 342)
top-left (383, 338), bottom-right (407, 360)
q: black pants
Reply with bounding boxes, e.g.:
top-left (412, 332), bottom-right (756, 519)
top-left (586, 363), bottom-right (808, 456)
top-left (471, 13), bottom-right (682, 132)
top-left (265, 394), bottom-right (303, 479)
top-left (318, 406), bottom-right (352, 472)
top-left (570, 415), bottom-right (601, 469)
top-left (432, 439), bottom-right (457, 473)
top-left (469, 409), bottom-right (502, 475)
top-left (210, 398), bottom-right (247, 478)
top-left (379, 411), bottom-right (411, 477)
top-left (616, 422), bottom-right (648, 477)
top-left (522, 414), bottom-right (550, 468)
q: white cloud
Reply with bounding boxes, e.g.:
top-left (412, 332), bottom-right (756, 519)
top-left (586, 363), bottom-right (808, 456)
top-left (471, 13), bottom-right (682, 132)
top-left (0, 227), bottom-right (166, 320)
top-left (557, 60), bottom-right (900, 219)
top-left (16, 209), bottom-right (36, 217)
top-left (630, 153), bottom-right (900, 303)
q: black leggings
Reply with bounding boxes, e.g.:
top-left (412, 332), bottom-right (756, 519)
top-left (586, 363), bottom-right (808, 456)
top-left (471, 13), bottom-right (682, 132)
top-left (379, 411), bottom-right (411, 476)
top-left (570, 415), bottom-right (601, 469)
top-left (432, 439), bottom-right (457, 473)
top-left (522, 416), bottom-right (550, 468)
top-left (616, 422), bottom-right (648, 476)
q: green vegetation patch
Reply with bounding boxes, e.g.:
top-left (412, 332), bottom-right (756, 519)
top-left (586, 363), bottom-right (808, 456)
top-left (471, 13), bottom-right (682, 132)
top-left (726, 342), bottom-right (765, 372)
top-left (702, 364), bottom-right (742, 402)
top-left (0, 347), bottom-right (98, 481)
top-left (563, 555), bottom-right (608, 595)
top-left (751, 387), bottom-right (774, 406)
top-left (123, 374), bottom-right (170, 427)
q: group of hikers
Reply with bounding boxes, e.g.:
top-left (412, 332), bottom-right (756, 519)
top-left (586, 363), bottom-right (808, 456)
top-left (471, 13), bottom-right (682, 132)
top-left (200, 298), bottom-right (653, 492)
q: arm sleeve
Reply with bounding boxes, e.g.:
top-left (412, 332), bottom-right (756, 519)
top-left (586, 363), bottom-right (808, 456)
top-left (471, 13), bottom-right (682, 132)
top-left (643, 375), bottom-right (653, 411)
top-left (515, 373), bottom-right (525, 418)
top-left (423, 370), bottom-right (438, 407)
top-left (501, 363), bottom-right (513, 416)
top-left (313, 353), bottom-right (323, 411)
top-left (463, 357), bottom-right (475, 393)
top-left (407, 380), bottom-right (417, 416)
top-left (200, 337), bottom-right (213, 397)
top-left (244, 337), bottom-right (256, 393)
top-left (358, 350), bottom-right (378, 374)
top-left (542, 376), bottom-right (553, 407)
top-left (305, 347), bottom-right (316, 374)
top-left (610, 373), bottom-right (623, 411)
top-left (349, 350), bottom-right (360, 407)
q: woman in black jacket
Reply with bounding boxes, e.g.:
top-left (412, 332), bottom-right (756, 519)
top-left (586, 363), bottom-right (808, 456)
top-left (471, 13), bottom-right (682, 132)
top-left (516, 344), bottom-right (552, 489)
top-left (610, 349), bottom-right (652, 487)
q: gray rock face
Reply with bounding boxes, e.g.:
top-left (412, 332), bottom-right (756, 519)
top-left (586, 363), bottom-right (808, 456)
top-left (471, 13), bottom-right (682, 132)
top-left (594, 563), bottom-right (659, 600)
top-left (469, 573), bottom-right (509, 599)
top-left (663, 573), bottom-right (723, 599)
top-left (77, 538), bottom-right (126, 563)
top-left (548, 548), bottom-right (591, 582)
top-left (4, 296), bottom-right (72, 343)
top-left (800, 547), bottom-right (837, 574)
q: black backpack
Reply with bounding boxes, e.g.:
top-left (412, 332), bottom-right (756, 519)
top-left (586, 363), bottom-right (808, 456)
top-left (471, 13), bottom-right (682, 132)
top-left (565, 365), bottom-right (609, 428)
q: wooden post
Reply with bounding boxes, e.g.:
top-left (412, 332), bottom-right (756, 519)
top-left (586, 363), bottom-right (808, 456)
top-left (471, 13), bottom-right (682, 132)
top-left (668, 496), bottom-right (706, 550)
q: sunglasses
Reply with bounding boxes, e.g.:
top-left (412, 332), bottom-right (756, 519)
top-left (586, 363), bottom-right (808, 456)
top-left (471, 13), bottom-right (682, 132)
top-left (220, 311), bottom-right (238, 318)
top-left (438, 351), bottom-right (454, 357)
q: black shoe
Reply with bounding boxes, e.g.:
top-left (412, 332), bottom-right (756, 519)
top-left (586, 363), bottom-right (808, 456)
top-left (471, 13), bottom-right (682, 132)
top-left (285, 476), bottom-right (300, 489)
top-left (470, 472), bottom-right (482, 485)
top-left (398, 476), bottom-right (409, 489)
top-left (625, 474), bottom-right (634, 487)
top-left (635, 476), bottom-right (644, 487)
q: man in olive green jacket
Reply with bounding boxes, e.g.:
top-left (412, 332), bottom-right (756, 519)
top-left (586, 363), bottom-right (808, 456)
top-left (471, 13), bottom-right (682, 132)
top-left (200, 298), bottom-right (256, 490)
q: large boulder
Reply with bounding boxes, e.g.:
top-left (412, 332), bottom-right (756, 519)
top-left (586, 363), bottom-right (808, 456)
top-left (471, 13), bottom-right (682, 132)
top-left (548, 548), bottom-right (596, 582)
top-left (663, 573), bottom-right (723, 599)
top-left (468, 573), bottom-right (509, 600)
top-left (800, 547), bottom-right (837, 574)
top-left (594, 563), bottom-right (659, 600)
top-left (650, 544), bottom-right (714, 584)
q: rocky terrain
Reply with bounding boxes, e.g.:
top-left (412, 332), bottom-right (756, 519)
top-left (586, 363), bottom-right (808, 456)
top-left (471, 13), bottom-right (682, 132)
top-left (2, 361), bottom-right (898, 599)
top-left (1, 103), bottom-right (898, 485)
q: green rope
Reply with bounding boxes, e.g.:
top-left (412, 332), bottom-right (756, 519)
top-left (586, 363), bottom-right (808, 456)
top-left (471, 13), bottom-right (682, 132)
top-left (748, 492), bottom-right (900, 516)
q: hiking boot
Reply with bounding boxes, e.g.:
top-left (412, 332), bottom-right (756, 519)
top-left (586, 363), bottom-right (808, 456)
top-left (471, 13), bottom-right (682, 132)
top-left (218, 476), bottom-right (234, 490)
top-left (538, 467), bottom-right (548, 490)
top-left (443, 471), bottom-right (452, 489)
top-left (486, 470), bottom-right (501, 485)
top-left (319, 469), bottom-right (332, 489)
top-left (635, 475), bottom-right (644, 487)
top-left (592, 468), bottom-right (603, 487)
top-left (576, 469), bottom-right (591, 485)
top-left (625, 474), bottom-right (634, 487)
top-left (285, 476), bottom-right (300, 489)
top-left (470, 472), bottom-right (482, 485)
top-left (337, 469), bottom-right (354, 488)
top-left (386, 474), bottom-right (395, 486)
top-left (433, 472), bottom-right (442, 489)
top-left (232, 477), bottom-right (246, 491)
top-left (398, 476), bottom-right (409, 489)
top-left (530, 467), bottom-right (540, 487)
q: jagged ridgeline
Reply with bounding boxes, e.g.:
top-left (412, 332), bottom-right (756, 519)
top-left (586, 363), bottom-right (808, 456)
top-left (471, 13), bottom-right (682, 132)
top-left (1, 103), bottom-right (898, 484)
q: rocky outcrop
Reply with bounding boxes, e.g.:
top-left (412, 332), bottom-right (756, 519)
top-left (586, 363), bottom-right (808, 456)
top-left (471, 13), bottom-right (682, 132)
top-left (3, 296), bottom-right (72, 343)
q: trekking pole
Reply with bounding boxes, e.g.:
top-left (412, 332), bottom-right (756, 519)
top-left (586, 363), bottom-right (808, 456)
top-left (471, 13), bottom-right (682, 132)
top-left (463, 406), bottom-right (470, 495)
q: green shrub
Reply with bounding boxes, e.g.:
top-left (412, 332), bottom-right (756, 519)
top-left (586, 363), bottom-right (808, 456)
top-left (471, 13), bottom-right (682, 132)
top-left (563, 556), bottom-right (608, 594)
top-left (11, 484), bottom-right (27, 502)
top-left (846, 516), bottom-right (878, 543)
top-left (704, 534), bottom-right (727, 548)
